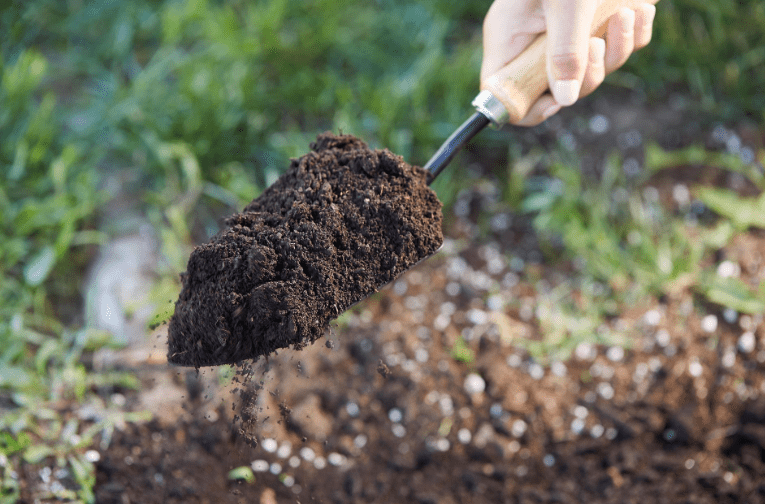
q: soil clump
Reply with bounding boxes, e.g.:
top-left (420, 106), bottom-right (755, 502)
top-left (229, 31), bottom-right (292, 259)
top-left (167, 133), bottom-right (443, 367)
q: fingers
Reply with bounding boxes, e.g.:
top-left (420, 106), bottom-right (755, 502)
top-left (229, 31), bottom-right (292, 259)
top-left (481, 0), bottom-right (546, 84)
top-left (543, 0), bottom-right (599, 106)
top-left (516, 94), bottom-right (561, 127)
top-left (579, 37), bottom-right (606, 98)
top-left (518, 36), bottom-right (603, 126)
top-left (604, 7), bottom-right (636, 74)
top-left (634, 3), bottom-right (656, 49)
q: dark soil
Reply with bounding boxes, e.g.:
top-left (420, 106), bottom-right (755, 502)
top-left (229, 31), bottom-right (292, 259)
top-left (13, 94), bottom-right (764, 504)
top-left (167, 133), bottom-right (443, 367)
top-left (92, 240), bottom-right (765, 504)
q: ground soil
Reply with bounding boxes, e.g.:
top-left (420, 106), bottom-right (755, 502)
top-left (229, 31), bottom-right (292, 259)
top-left (92, 228), bottom-right (765, 503)
top-left (167, 133), bottom-right (442, 367)
top-left (14, 93), bottom-right (765, 504)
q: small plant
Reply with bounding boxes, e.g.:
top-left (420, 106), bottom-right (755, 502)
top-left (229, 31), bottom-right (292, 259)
top-left (450, 336), bottom-right (475, 364)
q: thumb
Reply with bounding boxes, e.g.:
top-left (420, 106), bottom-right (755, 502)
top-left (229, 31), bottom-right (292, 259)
top-left (543, 0), bottom-right (599, 106)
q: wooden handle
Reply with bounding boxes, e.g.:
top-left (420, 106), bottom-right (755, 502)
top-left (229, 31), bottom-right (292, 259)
top-left (481, 0), bottom-right (660, 124)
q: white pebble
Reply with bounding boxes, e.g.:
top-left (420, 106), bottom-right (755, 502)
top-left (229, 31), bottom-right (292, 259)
top-left (688, 359), bottom-right (703, 377)
top-left (433, 313), bottom-right (450, 331)
top-left (313, 457), bottom-right (326, 470)
top-left (490, 213), bottom-right (511, 232)
top-left (388, 408), bottom-right (403, 423)
top-left (672, 184), bottom-right (690, 206)
top-left (551, 361), bottom-right (567, 377)
top-left (543, 454), bottom-right (556, 467)
top-left (262, 438), bottom-right (278, 453)
top-left (589, 114), bottom-right (610, 134)
top-left (606, 346), bottom-right (625, 362)
top-left (486, 294), bottom-right (504, 312)
top-left (447, 257), bottom-right (468, 278)
top-left (288, 456), bottom-right (301, 468)
top-left (507, 354), bottom-right (522, 368)
top-left (269, 462), bottom-right (282, 475)
top-left (573, 405), bottom-right (588, 419)
top-left (644, 309), bottom-right (661, 326)
top-left (605, 428), bottom-right (618, 440)
top-left (84, 450), bottom-right (101, 463)
top-left (251, 460), bottom-right (269, 472)
top-left (597, 382), bottom-right (615, 400)
top-left (467, 309), bottom-right (489, 326)
top-left (487, 257), bottom-right (505, 275)
top-left (346, 402), bottom-right (360, 418)
top-left (300, 447), bottom-right (316, 462)
top-left (502, 272), bottom-right (519, 288)
top-left (354, 434), bottom-right (367, 449)
top-left (655, 329), bottom-right (671, 347)
top-left (464, 373), bottom-right (486, 395)
top-left (723, 308), bottom-right (738, 324)
top-left (439, 395), bottom-right (454, 416)
top-left (392, 424), bottom-right (406, 438)
top-left (282, 475), bottom-right (295, 488)
top-left (722, 347), bottom-right (736, 368)
top-left (571, 418), bottom-right (585, 435)
top-left (327, 453), bottom-right (346, 466)
top-left (739, 332), bottom-right (756, 353)
top-left (277, 442), bottom-right (292, 459)
top-left (528, 363), bottom-right (544, 380)
top-left (435, 438), bottom-right (450, 452)
top-left (717, 260), bottom-right (740, 278)
top-left (511, 419), bottom-right (527, 438)
top-left (590, 424), bottom-right (605, 438)
top-left (701, 315), bottom-right (718, 333)
top-left (457, 428), bottom-right (472, 444)
top-left (575, 342), bottom-right (595, 361)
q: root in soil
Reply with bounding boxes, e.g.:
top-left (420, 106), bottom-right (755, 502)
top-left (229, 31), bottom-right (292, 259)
top-left (167, 133), bottom-right (443, 367)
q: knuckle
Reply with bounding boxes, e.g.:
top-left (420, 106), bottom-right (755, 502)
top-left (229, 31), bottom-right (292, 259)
top-left (551, 52), bottom-right (586, 80)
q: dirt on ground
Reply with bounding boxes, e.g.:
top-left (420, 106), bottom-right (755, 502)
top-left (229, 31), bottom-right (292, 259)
top-left (14, 92), bottom-right (765, 504)
top-left (92, 225), bottom-right (765, 503)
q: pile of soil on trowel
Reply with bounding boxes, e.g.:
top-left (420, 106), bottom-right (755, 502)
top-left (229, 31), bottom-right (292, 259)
top-left (167, 133), bottom-right (443, 367)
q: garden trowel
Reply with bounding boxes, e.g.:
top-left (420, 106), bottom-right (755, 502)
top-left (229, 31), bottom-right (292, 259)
top-left (423, 0), bottom-right (659, 182)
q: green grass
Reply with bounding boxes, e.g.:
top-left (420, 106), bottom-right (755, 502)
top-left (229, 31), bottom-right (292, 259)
top-left (623, 0), bottom-right (765, 121)
top-left (1, 0), bottom-right (764, 500)
top-left (507, 142), bottom-right (764, 361)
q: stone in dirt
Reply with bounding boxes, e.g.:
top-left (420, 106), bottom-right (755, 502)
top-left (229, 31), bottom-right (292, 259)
top-left (167, 133), bottom-right (443, 367)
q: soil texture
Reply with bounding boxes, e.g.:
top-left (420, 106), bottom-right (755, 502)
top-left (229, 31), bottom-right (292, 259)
top-left (167, 133), bottom-right (443, 367)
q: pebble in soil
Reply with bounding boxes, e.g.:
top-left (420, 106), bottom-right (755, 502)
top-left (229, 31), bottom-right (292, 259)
top-left (167, 133), bottom-right (443, 367)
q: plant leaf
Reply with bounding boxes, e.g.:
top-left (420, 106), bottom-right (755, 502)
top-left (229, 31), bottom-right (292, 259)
top-left (228, 466), bottom-right (255, 483)
top-left (23, 246), bottom-right (56, 286)
top-left (701, 275), bottom-right (765, 314)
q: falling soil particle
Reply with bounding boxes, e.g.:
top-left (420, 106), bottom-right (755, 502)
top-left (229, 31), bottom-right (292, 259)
top-left (377, 359), bottom-right (391, 379)
top-left (167, 133), bottom-right (443, 367)
top-left (278, 401), bottom-right (291, 424)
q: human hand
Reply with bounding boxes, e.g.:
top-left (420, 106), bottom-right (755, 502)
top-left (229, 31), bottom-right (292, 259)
top-left (481, 0), bottom-right (656, 126)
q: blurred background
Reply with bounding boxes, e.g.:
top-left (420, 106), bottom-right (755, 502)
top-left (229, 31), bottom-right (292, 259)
top-left (1, 0), bottom-right (764, 502)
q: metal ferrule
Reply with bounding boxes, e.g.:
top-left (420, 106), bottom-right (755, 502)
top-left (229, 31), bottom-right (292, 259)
top-left (471, 90), bottom-right (509, 127)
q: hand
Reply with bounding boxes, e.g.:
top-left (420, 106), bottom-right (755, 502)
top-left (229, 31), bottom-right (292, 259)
top-left (481, 0), bottom-right (656, 126)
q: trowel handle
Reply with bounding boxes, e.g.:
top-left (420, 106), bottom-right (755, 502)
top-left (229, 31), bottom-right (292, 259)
top-left (480, 0), bottom-right (660, 125)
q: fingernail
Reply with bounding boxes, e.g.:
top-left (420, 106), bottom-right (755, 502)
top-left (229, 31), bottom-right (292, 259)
top-left (542, 103), bottom-right (561, 120)
top-left (552, 79), bottom-right (580, 106)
